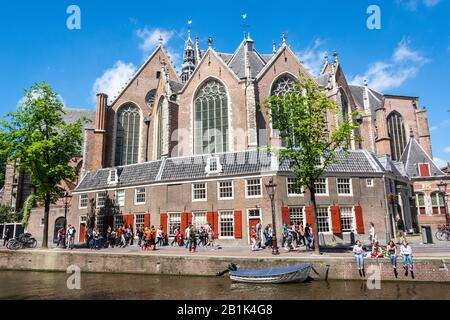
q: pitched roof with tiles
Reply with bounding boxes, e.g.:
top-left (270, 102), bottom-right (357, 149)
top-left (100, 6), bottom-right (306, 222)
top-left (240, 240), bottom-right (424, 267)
top-left (399, 138), bottom-right (446, 178)
top-left (349, 85), bottom-right (383, 112)
top-left (62, 108), bottom-right (96, 129)
top-left (75, 149), bottom-right (392, 192)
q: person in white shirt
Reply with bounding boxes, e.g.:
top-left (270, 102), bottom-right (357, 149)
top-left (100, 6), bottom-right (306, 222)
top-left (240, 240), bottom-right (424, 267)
top-left (369, 222), bottom-right (377, 244)
top-left (353, 240), bottom-right (366, 277)
top-left (185, 226), bottom-right (191, 249)
top-left (400, 240), bottom-right (414, 276)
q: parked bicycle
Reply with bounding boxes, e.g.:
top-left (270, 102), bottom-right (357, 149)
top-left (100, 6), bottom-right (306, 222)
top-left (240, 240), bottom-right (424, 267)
top-left (7, 233), bottom-right (38, 250)
top-left (435, 225), bottom-right (450, 241)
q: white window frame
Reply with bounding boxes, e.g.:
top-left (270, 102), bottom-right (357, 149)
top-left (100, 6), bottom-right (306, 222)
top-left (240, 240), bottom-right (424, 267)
top-left (337, 178), bottom-right (353, 196)
top-left (288, 206), bottom-right (306, 226)
top-left (192, 211), bottom-right (208, 230)
top-left (96, 191), bottom-right (107, 208)
top-left (366, 178), bottom-right (374, 188)
top-left (114, 215), bottom-right (123, 230)
top-left (218, 210), bottom-right (235, 239)
top-left (96, 215), bottom-right (105, 234)
top-left (134, 213), bottom-right (145, 232)
top-left (79, 194), bottom-right (88, 209)
top-left (217, 180), bottom-right (234, 200)
top-left (206, 156), bottom-right (223, 174)
top-left (168, 212), bottom-right (182, 237)
top-left (315, 178), bottom-right (329, 196)
top-left (107, 169), bottom-right (118, 185)
top-left (115, 190), bottom-right (125, 207)
top-left (192, 183), bottom-right (207, 202)
top-left (317, 206), bottom-right (332, 234)
top-left (340, 206), bottom-right (355, 233)
top-left (245, 178), bottom-right (263, 199)
top-left (135, 188), bottom-right (146, 205)
top-left (286, 177), bottom-right (304, 197)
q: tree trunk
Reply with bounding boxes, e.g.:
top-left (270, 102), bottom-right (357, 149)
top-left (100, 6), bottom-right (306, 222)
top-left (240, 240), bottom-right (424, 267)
top-left (310, 187), bottom-right (321, 255)
top-left (42, 193), bottom-right (51, 249)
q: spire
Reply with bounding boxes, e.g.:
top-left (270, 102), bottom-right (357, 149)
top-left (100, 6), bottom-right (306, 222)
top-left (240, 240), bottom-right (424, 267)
top-left (272, 40), bottom-right (277, 54)
top-left (281, 32), bottom-right (287, 46)
top-left (159, 35), bottom-right (164, 46)
top-left (195, 34), bottom-right (202, 61)
top-left (208, 36), bottom-right (213, 48)
top-left (181, 21), bottom-right (196, 83)
top-left (333, 50), bottom-right (339, 64)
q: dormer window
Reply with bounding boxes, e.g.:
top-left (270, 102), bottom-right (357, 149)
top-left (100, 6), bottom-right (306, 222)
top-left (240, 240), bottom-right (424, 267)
top-left (418, 163), bottom-right (430, 177)
top-left (108, 169), bottom-right (118, 185)
top-left (206, 156), bottom-right (222, 174)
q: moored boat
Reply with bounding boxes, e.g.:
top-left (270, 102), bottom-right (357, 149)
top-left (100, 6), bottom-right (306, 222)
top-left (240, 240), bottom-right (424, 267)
top-left (218, 264), bottom-right (312, 284)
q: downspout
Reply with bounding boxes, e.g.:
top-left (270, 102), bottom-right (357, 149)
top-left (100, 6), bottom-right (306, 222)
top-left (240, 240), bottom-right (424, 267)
top-left (382, 174), bottom-right (391, 242)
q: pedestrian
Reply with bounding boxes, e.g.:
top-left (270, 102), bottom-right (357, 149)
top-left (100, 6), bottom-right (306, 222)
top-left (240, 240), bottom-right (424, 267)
top-left (396, 215), bottom-right (406, 244)
top-left (92, 228), bottom-right (99, 250)
top-left (281, 223), bottom-right (288, 247)
top-left (156, 226), bottom-right (164, 247)
top-left (110, 229), bottom-right (116, 248)
top-left (353, 240), bottom-right (366, 277)
top-left (386, 240), bottom-right (398, 277)
top-left (121, 226), bottom-right (127, 248)
top-left (251, 234), bottom-right (259, 251)
top-left (264, 224), bottom-right (272, 248)
top-left (57, 227), bottom-right (66, 248)
top-left (304, 224), bottom-right (312, 251)
top-left (87, 227), bottom-right (94, 249)
top-left (297, 222), bottom-right (305, 247)
top-left (400, 240), bottom-right (414, 278)
top-left (67, 225), bottom-right (76, 250)
top-left (185, 224), bottom-right (191, 249)
top-left (143, 227), bottom-right (150, 251)
top-left (254, 220), bottom-right (262, 249)
top-left (171, 226), bottom-right (180, 246)
top-left (189, 224), bottom-right (197, 253)
top-left (207, 224), bottom-right (215, 249)
top-left (369, 222), bottom-right (377, 244)
top-left (150, 226), bottom-right (157, 250)
top-left (3, 228), bottom-right (11, 246)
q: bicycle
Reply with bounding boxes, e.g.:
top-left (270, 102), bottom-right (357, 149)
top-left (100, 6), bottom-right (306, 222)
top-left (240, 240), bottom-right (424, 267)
top-left (435, 225), bottom-right (450, 241)
top-left (7, 233), bottom-right (38, 250)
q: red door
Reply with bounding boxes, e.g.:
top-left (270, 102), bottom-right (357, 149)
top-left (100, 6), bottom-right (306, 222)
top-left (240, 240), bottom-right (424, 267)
top-left (79, 223), bottom-right (86, 243)
top-left (248, 219), bottom-right (259, 244)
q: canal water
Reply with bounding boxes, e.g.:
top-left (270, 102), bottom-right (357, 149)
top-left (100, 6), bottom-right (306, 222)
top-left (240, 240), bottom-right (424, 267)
top-left (0, 271), bottom-right (449, 300)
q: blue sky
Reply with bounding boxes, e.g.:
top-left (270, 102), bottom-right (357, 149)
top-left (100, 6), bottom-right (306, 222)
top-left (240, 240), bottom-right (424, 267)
top-left (0, 0), bottom-right (449, 165)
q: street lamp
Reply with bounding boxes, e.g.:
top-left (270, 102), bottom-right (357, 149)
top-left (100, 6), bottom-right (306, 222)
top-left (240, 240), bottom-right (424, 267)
top-left (265, 177), bottom-right (279, 255)
top-left (63, 192), bottom-right (73, 231)
top-left (437, 180), bottom-right (449, 224)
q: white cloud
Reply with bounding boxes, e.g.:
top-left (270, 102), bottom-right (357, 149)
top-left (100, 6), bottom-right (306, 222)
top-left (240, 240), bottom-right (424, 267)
top-left (444, 146), bottom-right (450, 153)
top-left (92, 61), bottom-right (137, 104)
top-left (350, 38), bottom-right (429, 91)
top-left (136, 27), bottom-right (181, 69)
top-left (434, 157), bottom-right (449, 169)
top-left (397, 0), bottom-right (440, 10)
top-left (430, 119), bottom-right (450, 132)
top-left (296, 38), bottom-right (327, 76)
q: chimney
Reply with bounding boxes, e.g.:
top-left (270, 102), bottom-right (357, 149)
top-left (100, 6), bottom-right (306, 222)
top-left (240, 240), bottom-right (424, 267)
top-left (95, 93), bottom-right (108, 131)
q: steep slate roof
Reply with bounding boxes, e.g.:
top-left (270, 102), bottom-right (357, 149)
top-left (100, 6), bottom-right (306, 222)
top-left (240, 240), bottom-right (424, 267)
top-left (399, 138), bottom-right (446, 178)
top-left (315, 73), bottom-right (331, 88)
top-left (220, 40), bottom-right (267, 79)
top-left (77, 161), bottom-right (162, 191)
top-left (62, 108), bottom-right (96, 129)
top-left (349, 85), bottom-right (383, 111)
top-left (169, 80), bottom-right (184, 93)
top-left (75, 149), bottom-right (391, 192)
top-left (376, 156), bottom-right (407, 178)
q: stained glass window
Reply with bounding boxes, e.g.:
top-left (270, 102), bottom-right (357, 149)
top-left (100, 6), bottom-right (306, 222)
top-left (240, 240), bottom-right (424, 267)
top-left (387, 112), bottom-right (407, 161)
top-left (115, 103), bottom-right (141, 166)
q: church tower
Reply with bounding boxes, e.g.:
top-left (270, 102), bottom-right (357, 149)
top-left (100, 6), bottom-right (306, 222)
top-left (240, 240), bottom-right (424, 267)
top-left (181, 25), bottom-right (196, 83)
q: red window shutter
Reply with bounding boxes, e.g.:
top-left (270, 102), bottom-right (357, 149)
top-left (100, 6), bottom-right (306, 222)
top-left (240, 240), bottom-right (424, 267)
top-left (160, 213), bottom-right (168, 234)
top-left (187, 213), bottom-right (192, 225)
top-left (354, 206), bottom-right (365, 234)
top-left (418, 163), bottom-right (430, 177)
top-left (305, 206), bottom-right (314, 229)
top-left (234, 211), bottom-right (243, 239)
top-left (207, 212), bottom-right (214, 226)
top-left (181, 213), bottom-right (188, 233)
top-left (213, 212), bottom-right (219, 239)
top-left (282, 207), bottom-right (290, 227)
top-left (144, 213), bottom-right (151, 228)
top-left (330, 206), bottom-right (342, 234)
top-left (122, 215), bottom-right (133, 229)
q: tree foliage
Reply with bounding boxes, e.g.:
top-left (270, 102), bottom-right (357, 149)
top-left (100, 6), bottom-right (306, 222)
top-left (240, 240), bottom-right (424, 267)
top-left (0, 81), bottom-right (87, 247)
top-left (0, 205), bottom-right (22, 224)
top-left (266, 77), bottom-right (360, 254)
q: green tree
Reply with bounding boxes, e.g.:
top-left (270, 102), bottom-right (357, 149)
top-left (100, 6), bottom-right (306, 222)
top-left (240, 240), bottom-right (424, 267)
top-left (0, 205), bottom-right (19, 224)
top-left (267, 77), bottom-right (360, 255)
top-left (0, 82), bottom-right (87, 248)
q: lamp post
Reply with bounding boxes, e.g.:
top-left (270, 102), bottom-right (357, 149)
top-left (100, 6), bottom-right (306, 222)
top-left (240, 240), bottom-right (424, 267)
top-left (63, 192), bottom-right (73, 231)
top-left (437, 180), bottom-right (449, 224)
top-left (265, 177), bottom-right (279, 255)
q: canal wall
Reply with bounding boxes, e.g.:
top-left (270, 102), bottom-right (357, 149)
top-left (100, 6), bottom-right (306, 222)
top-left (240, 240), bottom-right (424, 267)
top-left (0, 250), bottom-right (449, 282)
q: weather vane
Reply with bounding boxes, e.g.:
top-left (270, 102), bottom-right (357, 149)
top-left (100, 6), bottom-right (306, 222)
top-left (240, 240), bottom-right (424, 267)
top-left (241, 13), bottom-right (250, 38)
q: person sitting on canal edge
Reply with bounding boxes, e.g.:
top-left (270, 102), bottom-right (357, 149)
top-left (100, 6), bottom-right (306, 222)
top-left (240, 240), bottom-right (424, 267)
top-left (371, 241), bottom-right (384, 258)
top-left (353, 240), bottom-right (366, 277)
top-left (400, 240), bottom-right (414, 279)
top-left (386, 240), bottom-right (398, 278)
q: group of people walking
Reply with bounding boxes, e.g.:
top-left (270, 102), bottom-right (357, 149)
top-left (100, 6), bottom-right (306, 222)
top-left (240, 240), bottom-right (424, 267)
top-left (56, 224), bottom-right (77, 250)
top-left (249, 220), bottom-right (314, 252)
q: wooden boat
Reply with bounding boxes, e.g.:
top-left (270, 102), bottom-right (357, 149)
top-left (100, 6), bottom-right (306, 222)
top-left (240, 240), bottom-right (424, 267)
top-left (228, 264), bottom-right (312, 284)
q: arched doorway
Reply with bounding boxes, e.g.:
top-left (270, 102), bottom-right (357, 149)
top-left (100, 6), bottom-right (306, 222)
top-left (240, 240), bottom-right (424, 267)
top-left (53, 217), bottom-right (66, 243)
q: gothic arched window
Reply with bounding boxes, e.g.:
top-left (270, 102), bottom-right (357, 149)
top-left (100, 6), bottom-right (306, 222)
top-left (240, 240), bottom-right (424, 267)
top-left (340, 90), bottom-right (349, 121)
top-left (387, 112), bottom-right (407, 161)
top-left (115, 103), bottom-right (141, 166)
top-left (145, 89), bottom-right (156, 109)
top-left (193, 79), bottom-right (229, 155)
top-left (271, 75), bottom-right (297, 98)
top-left (156, 98), bottom-right (167, 159)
